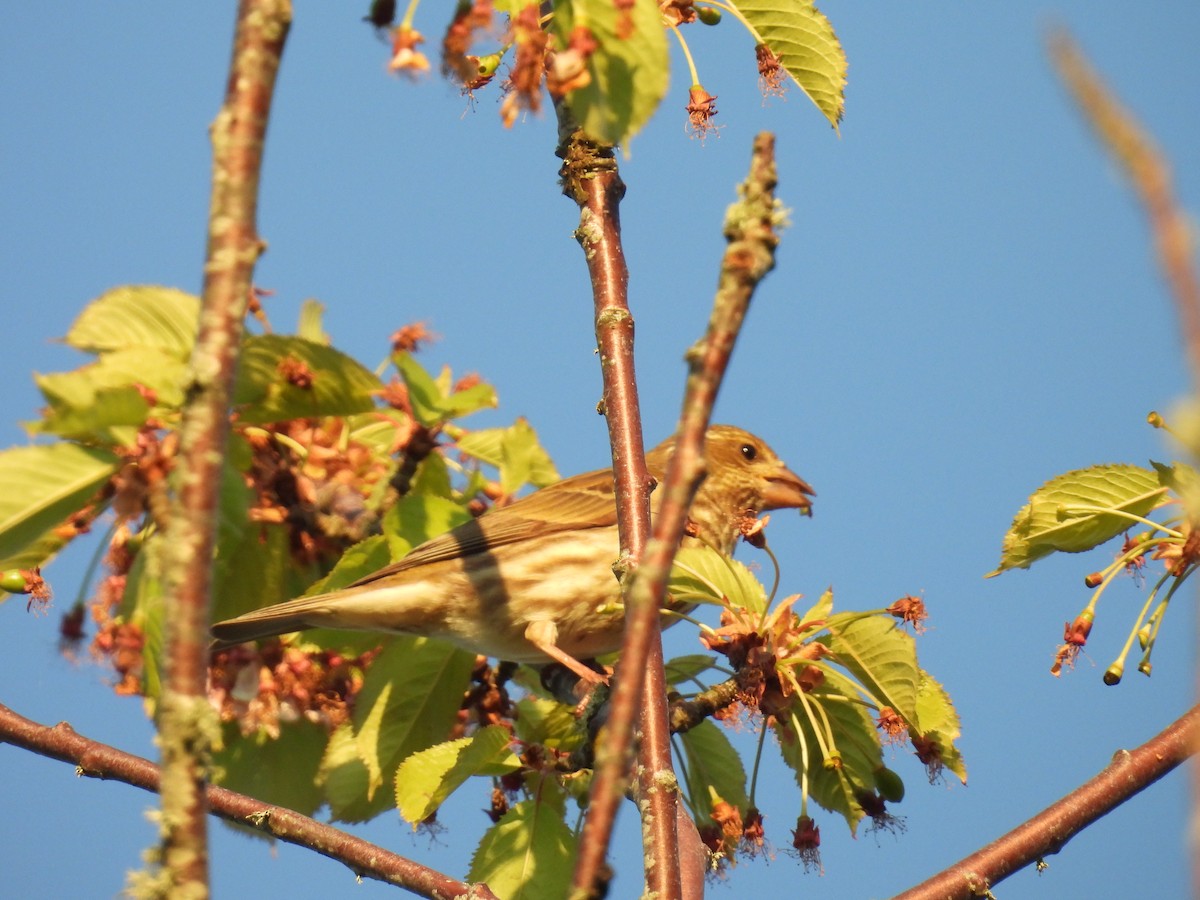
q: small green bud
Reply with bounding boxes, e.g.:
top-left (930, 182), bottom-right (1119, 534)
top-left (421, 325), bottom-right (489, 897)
top-left (0, 570), bottom-right (27, 593)
top-left (697, 6), bottom-right (722, 25)
top-left (1102, 662), bottom-right (1123, 686)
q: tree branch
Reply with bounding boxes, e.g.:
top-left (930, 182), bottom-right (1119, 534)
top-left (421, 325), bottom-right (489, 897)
top-left (0, 702), bottom-right (497, 899)
top-left (556, 120), bottom-right (682, 900)
top-left (894, 703), bottom-right (1200, 900)
top-left (157, 1), bottom-right (291, 893)
top-left (1049, 30), bottom-right (1200, 392)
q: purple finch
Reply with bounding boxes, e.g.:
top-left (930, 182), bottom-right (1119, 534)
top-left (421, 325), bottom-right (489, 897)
top-left (211, 425), bottom-right (813, 682)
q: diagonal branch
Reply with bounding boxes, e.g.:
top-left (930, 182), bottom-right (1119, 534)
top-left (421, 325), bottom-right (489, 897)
top-left (0, 701), bottom-right (497, 899)
top-left (893, 703), bottom-right (1200, 900)
top-left (157, 1), bottom-right (291, 893)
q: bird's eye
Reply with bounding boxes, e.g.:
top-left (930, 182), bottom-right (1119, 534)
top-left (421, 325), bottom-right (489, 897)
top-left (740, 443), bottom-right (757, 461)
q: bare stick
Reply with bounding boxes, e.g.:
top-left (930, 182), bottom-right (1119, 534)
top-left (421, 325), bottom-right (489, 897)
top-left (0, 702), bottom-right (497, 899)
top-left (1049, 30), bottom-right (1200, 391)
top-left (157, 1), bottom-right (291, 893)
top-left (894, 703), bottom-right (1200, 900)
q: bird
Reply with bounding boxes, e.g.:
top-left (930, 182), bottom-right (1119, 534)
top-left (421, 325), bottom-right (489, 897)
top-left (211, 425), bottom-right (814, 683)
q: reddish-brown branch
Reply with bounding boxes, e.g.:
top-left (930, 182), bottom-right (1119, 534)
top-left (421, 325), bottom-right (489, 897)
top-left (157, 1), bottom-right (291, 893)
top-left (557, 123), bottom-right (681, 899)
top-left (894, 703), bottom-right (1200, 900)
top-left (0, 702), bottom-right (497, 899)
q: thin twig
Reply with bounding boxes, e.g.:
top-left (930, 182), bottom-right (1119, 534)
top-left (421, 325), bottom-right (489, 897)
top-left (157, 1), bottom-right (291, 894)
top-left (0, 702), bottom-right (497, 899)
top-left (893, 703), bottom-right (1200, 900)
top-left (1049, 30), bottom-right (1200, 391)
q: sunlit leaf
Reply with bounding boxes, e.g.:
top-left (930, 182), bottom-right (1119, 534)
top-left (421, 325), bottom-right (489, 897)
top-left (381, 493), bottom-right (472, 562)
top-left (458, 419), bottom-right (560, 492)
top-left (732, 0), bottom-right (846, 127)
top-left (395, 725), bottom-right (521, 825)
top-left (514, 696), bottom-right (585, 752)
top-left (0, 443), bottom-right (119, 566)
top-left (468, 789), bottom-right (576, 899)
top-left (822, 613), bottom-right (920, 724)
top-left (989, 464), bottom-right (1166, 575)
top-left (234, 335), bottom-right (382, 425)
top-left (914, 669), bottom-right (967, 784)
top-left (65, 285), bottom-right (199, 356)
top-left (350, 637), bottom-right (475, 805)
top-left (554, 0), bottom-right (669, 148)
top-left (670, 544), bottom-right (768, 614)
top-left (774, 666), bottom-right (882, 834)
top-left (663, 653), bottom-right (720, 687)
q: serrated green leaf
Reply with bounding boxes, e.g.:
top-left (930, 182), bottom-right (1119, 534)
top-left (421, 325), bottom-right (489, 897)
top-left (670, 545), bottom-right (768, 614)
top-left (393, 352), bottom-right (445, 426)
top-left (350, 637), bottom-right (475, 808)
top-left (214, 719), bottom-right (327, 817)
top-left (439, 380), bottom-right (498, 421)
top-left (120, 531), bottom-right (166, 701)
top-left (396, 725), bottom-right (521, 825)
top-left (774, 667), bottom-right (883, 834)
top-left (554, 0), bottom-right (669, 148)
top-left (914, 670), bottom-right (966, 784)
top-left (677, 719), bottom-right (749, 824)
top-left (65, 285), bottom-right (199, 356)
top-left (458, 419), bottom-right (560, 493)
top-left (468, 791), bottom-right (577, 899)
top-left (30, 382), bottom-right (149, 444)
top-left (989, 464), bottom-right (1166, 576)
top-left (210, 522), bottom-right (302, 627)
top-left (797, 587), bottom-right (834, 624)
top-left (233, 335), bottom-right (383, 425)
top-left (822, 613), bottom-right (920, 725)
top-left (0, 443), bottom-right (119, 565)
top-left (514, 696), bottom-right (584, 752)
top-left (731, 0), bottom-right (846, 127)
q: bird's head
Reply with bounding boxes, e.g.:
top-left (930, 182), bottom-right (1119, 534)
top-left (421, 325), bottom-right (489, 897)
top-left (650, 424), bottom-right (814, 553)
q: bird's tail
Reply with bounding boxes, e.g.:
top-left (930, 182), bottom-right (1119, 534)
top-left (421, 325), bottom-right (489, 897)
top-left (210, 592), bottom-right (345, 649)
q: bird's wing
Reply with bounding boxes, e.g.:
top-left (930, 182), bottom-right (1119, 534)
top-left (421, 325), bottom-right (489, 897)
top-left (345, 466), bottom-right (621, 587)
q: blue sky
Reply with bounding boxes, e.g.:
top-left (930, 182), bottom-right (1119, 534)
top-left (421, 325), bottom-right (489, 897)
top-left (2, 3), bottom-right (1197, 897)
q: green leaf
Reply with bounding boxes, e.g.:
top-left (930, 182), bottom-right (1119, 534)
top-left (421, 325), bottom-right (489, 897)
top-left (209, 522), bottom-right (303, 627)
top-left (914, 670), bottom-right (967, 784)
top-left (0, 443), bottom-right (119, 566)
top-left (468, 791), bottom-right (577, 900)
top-left (65, 285), bottom-right (199, 356)
top-left (514, 696), bottom-right (584, 752)
top-left (731, 0), bottom-right (846, 127)
top-left (120, 532), bottom-right (166, 701)
top-left (30, 382), bottom-right (149, 444)
top-left (296, 298), bottom-right (330, 344)
top-left (663, 653), bottom-right (720, 687)
top-left (214, 719), bottom-right (327, 817)
top-left (677, 719), bottom-right (749, 824)
top-left (395, 725), bottom-right (521, 825)
top-left (774, 666), bottom-right (883, 834)
top-left (317, 723), bottom-right (378, 822)
top-left (554, 0), bottom-right (670, 148)
top-left (233, 335), bottom-right (383, 425)
top-left (393, 352), bottom-right (444, 426)
top-left (457, 419), bottom-right (560, 491)
top-left (822, 613), bottom-right (920, 725)
top-left (346, 637), bottom-right (475, 813)
top-left (988, 464), bottom-right (1167, 576)
top-left (670, 545), bottom-right (768, 615)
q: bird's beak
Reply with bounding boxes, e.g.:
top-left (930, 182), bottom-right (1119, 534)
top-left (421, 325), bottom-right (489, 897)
top-left (763, 465), bottom-right (816, 517)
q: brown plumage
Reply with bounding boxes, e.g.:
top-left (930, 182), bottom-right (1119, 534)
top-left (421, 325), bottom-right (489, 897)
top-left (211, 425), bottom-right (814, 682)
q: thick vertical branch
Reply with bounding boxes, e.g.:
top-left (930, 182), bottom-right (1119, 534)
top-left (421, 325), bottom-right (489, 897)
top-left (557, 123), bottom-right (682, 900)
top-left (158, 1), bottom-right (291, 894)
top-left (894, 704), bottom-right (1200, 900)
